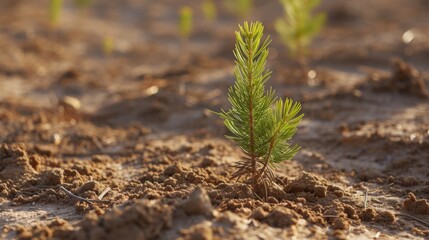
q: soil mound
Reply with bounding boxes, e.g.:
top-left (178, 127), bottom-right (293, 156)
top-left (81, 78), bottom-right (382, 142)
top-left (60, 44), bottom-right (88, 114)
top-left (16, 200), bottom-right (171, 240)
top-left (74, 200), bottom-right (172, 240)
top-left (0, 144), bottom-right (38, 182)
top-left (285, 172), bottom-right (328, 193)
top-left (403, 193), bottom-right (429, 215)
top-left (370, 59), bottom-right (429, 98)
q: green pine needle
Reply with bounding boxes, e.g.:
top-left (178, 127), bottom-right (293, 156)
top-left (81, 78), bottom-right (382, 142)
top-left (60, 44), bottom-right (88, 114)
top-left (218, 22), bottom-right (303, 189)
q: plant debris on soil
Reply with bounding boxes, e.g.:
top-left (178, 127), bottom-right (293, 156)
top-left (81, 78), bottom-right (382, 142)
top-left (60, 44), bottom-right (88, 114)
top-left (1, 0), bottom-right (429, 239)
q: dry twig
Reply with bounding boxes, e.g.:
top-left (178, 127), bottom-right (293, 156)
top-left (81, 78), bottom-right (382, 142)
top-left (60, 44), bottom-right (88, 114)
top-left (98, 187), bottom-right (111, 200)
top-left (59, 186), bottom-right (112, 206)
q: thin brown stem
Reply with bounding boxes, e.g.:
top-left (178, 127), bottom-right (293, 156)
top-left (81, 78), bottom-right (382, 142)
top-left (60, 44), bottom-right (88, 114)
top-left (255, 138), bottom-right (275, 183)
top-left (255, 116), bottom-right (286, 183)
top-left (247, 33), bottom-right (256, 188)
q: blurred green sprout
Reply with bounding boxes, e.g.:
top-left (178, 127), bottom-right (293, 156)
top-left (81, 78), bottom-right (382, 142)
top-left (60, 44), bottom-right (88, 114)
top-left (223, 0), bottom-right (253, 18)
top-left (74, 0), bottom-right (92, 10)
top-left (275, 0), bottom-right (325, 59)
top-left (49, 0), bottom-right (62, 27)
top-left (102, 36), bottom-right (114, 56)
top-left (202, 0), bottom-right (217, 22)
top-left (179, 6), bottom-right (193, 40)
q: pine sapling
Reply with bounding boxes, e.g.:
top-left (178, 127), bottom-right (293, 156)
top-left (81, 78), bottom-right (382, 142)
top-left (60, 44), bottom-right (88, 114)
top-left (218, 22), bottom-right (303, 191)
top-left (275, 0), bottom-right (325, 60)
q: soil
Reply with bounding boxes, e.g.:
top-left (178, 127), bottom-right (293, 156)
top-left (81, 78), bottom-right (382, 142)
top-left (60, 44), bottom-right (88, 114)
top-left (1, 0), bottom-right (429, 239)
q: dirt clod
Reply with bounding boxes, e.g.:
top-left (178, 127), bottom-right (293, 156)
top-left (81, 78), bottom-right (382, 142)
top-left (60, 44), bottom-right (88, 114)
top-left (28, 155), bottom-right (41, 172)
top-left (403, 193), bottom-right (429, 215)
top-left (360, 208), bottom-right (377, 221)
top-left (251, 207), bottom-right (269, 220)
top-left (285, 172), bottom-right (328, 194)
top-left (164, 163), bottom-right (185, 176)
top-left (398, 176), bottom-right (420, 187)
top-left (72, 200), bottom-right (172, 240)
top-left (332, 217), bottom-right (349, 230)
top-left (371, 59), bottom-right (429, 98)
top-left (263, 207), bottom-right (299, 228)
top-left (164, 177), bottom-right (177, 186)
top-left (180, 223), bottom-right (213, 240)
top-left (17, 218), bottom-right (73, 240)
top-left (314, 185), bottom-right (328, 198)
top-left (200, 156), bottom-right (217, 168)
top-left (343, 204), bottom-right (358, 219)
top-left (209, 183), bottom-right (253, 201)
top-left (375, 210), bottom-right (396, 223)
top-left (39, 169), bottom-right (64, 186)
top-left (182, 187), bottom-right (213, 217)
top-left (332, 230), bottom-right (348, 240)
top-left (0, 144), bottom-right (37, 182)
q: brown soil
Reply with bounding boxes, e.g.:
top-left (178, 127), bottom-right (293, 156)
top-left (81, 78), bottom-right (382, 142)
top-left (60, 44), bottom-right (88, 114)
top-left (1, 0), bottom-right (429, 239)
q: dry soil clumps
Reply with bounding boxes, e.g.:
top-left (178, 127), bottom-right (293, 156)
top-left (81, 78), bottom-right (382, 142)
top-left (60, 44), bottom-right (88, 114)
top-left (403, 193), bottom-right (429, 215)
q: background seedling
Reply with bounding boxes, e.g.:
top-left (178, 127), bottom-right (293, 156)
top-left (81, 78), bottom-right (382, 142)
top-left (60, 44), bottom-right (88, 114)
top-left (102, 36), bottom-right (114, 56)
top-left (202, 0), bottom-right (217, 23)
top-left (178, 7), bottom-right (193, 60)
top-left (223, 0), bottom-right (253, 19)
top-left (275, 0), bottom-right (325, 61)
top-left (74, 0), bottom-right (92, 10)
top-left (74, 0), bottom-right (92, 17)
top-left (179, 6), bottom-right (193, 41)
top-left (217, 22), bottom-right (303, 193)
top-left (49, 0), bottom-right (62, 28)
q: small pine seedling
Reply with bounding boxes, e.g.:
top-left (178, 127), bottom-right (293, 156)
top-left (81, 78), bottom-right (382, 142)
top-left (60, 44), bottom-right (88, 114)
top-left (275, 0), bottom-right (325, 59)
top-left (202, 0), bottom-right (217, 22)
top-left (179, 6), bottom-right (193, 40)
top-left (223, 0), bottom-right (253, 19)
top-left (49, 0), bottom-right (62, 28)
top-left (218, 22), bottom-right (303, 190)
